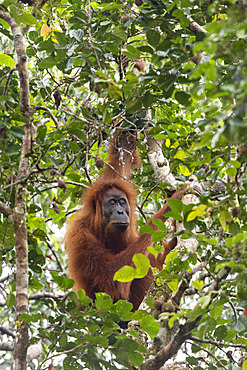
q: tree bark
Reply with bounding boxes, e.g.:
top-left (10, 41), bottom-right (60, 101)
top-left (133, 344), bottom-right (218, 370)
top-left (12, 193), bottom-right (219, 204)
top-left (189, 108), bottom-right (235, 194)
top-left (0, 11), bottom-right (32, 370)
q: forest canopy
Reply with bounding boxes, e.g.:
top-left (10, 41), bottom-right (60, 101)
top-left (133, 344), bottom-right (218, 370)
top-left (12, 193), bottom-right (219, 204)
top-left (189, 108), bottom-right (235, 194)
top-left (0, 0), bottom-right (247, 369)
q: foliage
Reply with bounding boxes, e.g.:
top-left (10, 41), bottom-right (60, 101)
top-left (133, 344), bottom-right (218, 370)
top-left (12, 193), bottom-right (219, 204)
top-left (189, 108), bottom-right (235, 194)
top-left (0, 0), bottom-right (247, 369)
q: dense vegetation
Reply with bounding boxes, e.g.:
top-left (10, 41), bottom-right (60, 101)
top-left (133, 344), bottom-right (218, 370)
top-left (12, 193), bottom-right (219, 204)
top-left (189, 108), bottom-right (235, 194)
top-left (0, 0), bottom-right (247, 369)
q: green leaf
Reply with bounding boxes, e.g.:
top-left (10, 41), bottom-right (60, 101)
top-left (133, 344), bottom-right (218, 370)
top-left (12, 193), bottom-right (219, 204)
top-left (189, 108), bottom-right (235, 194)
top-left (167, 198), bottom-right (184, 213)
top-left (140, 315), bottom-right (160, 339)
top-left (192, 280), bottom-right (204, 291)
top-left (219, 210), bottom-right (230, 231)
top-left (187, 205), bottom-right (207, 221)
top-left (180, 17), bottom-right (190, 28)
top-left (103, 109), bottom-right (112, 124)
top-left (123, 45), bottom-right (141, 60)
top-left (146, 29), bottom-right (160, 48)
top-left (54, 31), bottom-right (67, 46)
top-left (18, 13), bottom-right (37, 26)
top-left (151, 230), bottom-right (166, 242)
top-left (152, 218), bottom-right (168, 232)
top-left (0, 54), bottom-right (15, 68)
top-left (0, 96), bottom-right (15, 103)
top-left (143, 91), bottom-right (154, 109)
top-left (39, 40), bottom-right (55, 52)
top-left (70, 29), bottom-right (84, 42)
top-left (166, 199), bottom-right (183, 221)
top-left (19, 313), bottom-right (41, 323)
top-left (29, 279), bottom-right (43, 290)
top-left (127, 351), bottom-right (143, 367)
top-left (9, 126), bottom-right (25, 139)
top-left (6, 293), bottom-right (15, 308)
top-left (210, 304), bottom-right (223, 319)
top-left (175, 91), bottom-right (191, 106)
top-left (224, 329), bottom-right (236, 342)
top-left (138, 45), bottom-right (154, 54)
top-left (4, 143), bottom-right (21, 156)
top-left (95, 292), bottom-right (113, 310)
top-left (112, 27), bottom-right (127, 41)
top-left (198, 295), bottom-right (211, 309)
top-left (39, 57), bottom-right (57, 70)
top-left (126, 98), bottom-right (142, 114)
top-left (215, 325), bottom-right (227, 341)
top-left (168, 313), bottom-right (179, 328)
top-left (186, 357), bottom-right (198, 366)
top-left (93, 2), bottom-right (124, 10)
top-left (133, 253), bottom-right (150, 278)
top-left (114, 265), bottom-right (137, 282)
top-left (140, 224), bottom-right (154, 234)
top-left (59, 334), bottom-right (68, 347)
top-left (226, 167), bottom-right (237, 177)
top-left (10, 113), bottom-right (29, 123)
top-left (172, 9), bottom-right (184, 17)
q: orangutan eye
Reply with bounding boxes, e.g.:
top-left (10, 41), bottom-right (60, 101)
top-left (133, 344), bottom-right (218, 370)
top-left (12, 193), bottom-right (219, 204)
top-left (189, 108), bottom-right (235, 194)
top-left (109, 198), bottom-right (116, 206)
top-left (119, 199), bottom-right (126, 206)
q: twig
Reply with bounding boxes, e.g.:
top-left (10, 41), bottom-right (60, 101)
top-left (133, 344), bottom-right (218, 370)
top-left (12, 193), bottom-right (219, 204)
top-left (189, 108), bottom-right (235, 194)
top-left (187, 15), bottom-right (206, 34)
top-left (171, 262), bottom-right (208, 306)
top-left (35, 105), bottom-right (59, 128)
top-left (191, 335), bottom-right (246, 349)
top-left (0, 342), bottom-right (14, 351)
top-left (140, 183), bottom-right (160, 210)
top-left (36, 343), bottom-right (86, 370)
top-left (187, 341), bottom-right (228, 369)
top-left (1, 67), bottom-right (16, 110)
top-left (0, 326), bottom-right (16, 338)
top-left (46, 241), bottom-right (67, 276)
top-left (29, 292), bottom-right (66, 300)
top-left (0, 201), bottom-right (12, 217)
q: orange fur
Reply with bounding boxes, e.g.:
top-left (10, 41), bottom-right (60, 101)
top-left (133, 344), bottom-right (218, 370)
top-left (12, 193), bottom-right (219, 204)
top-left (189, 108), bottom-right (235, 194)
top-left (65, 133), bottom-right (188, 310)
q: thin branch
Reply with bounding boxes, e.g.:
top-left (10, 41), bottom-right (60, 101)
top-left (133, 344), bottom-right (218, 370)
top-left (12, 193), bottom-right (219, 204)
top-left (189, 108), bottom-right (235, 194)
top-left (46, 241), bottom-right (67, 276)
top-left (207, 266), bottom-right (231, 293)
top-left (0, 342), bottom-right (14, 351)
top-left (35, 105), bottom-right (59, 128)
top-left (29, 292), bottom-right (65, 300)
top-left (37, 343), bottom-right (86, 370)
top-left (0, 326), bottom-right (16, 338)
top-left (1, 67), bottom-right (16, 110)
top-left (59, 107), bottom-right (90, 123)
top-left (171, 262), bottom-right (208, 306)
top-left (0, 201), bottom-right (12, 217)
top-left (188, 341), bottom-right (228, 369)
top-left (191, 335), bottom-right (246, 349)
top-left (0, 274), bottom-right (10, 284)
top-left (187, 15), bottom-right (206, 34)
top-left (140, 183), bottom-right (160, 211)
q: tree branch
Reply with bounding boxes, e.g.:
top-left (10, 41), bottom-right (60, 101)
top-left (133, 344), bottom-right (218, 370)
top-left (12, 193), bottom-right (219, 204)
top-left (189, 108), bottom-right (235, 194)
top-left (188, 340), bottom-right (228, 369)
top-left (0, 326), bottom-right (16, 338)
top-left (191, 335), bottom-right (246, 349)
top-left (142, 265), bottom-right (231, 369)
top-left (187, 15), bottom-right (206, 34)
top-left (46, 241), bottom-right (67, 277)
top-left (29, 292), bottom-right (66, 300)
top-left (0, 342), bottom-right (14, 351)
top-left (35, 105), bottom-right (59, 128)
top-left (0, 201), bottom-right (12, 217)
top-left (171, 262), bottom-right (208, 306)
